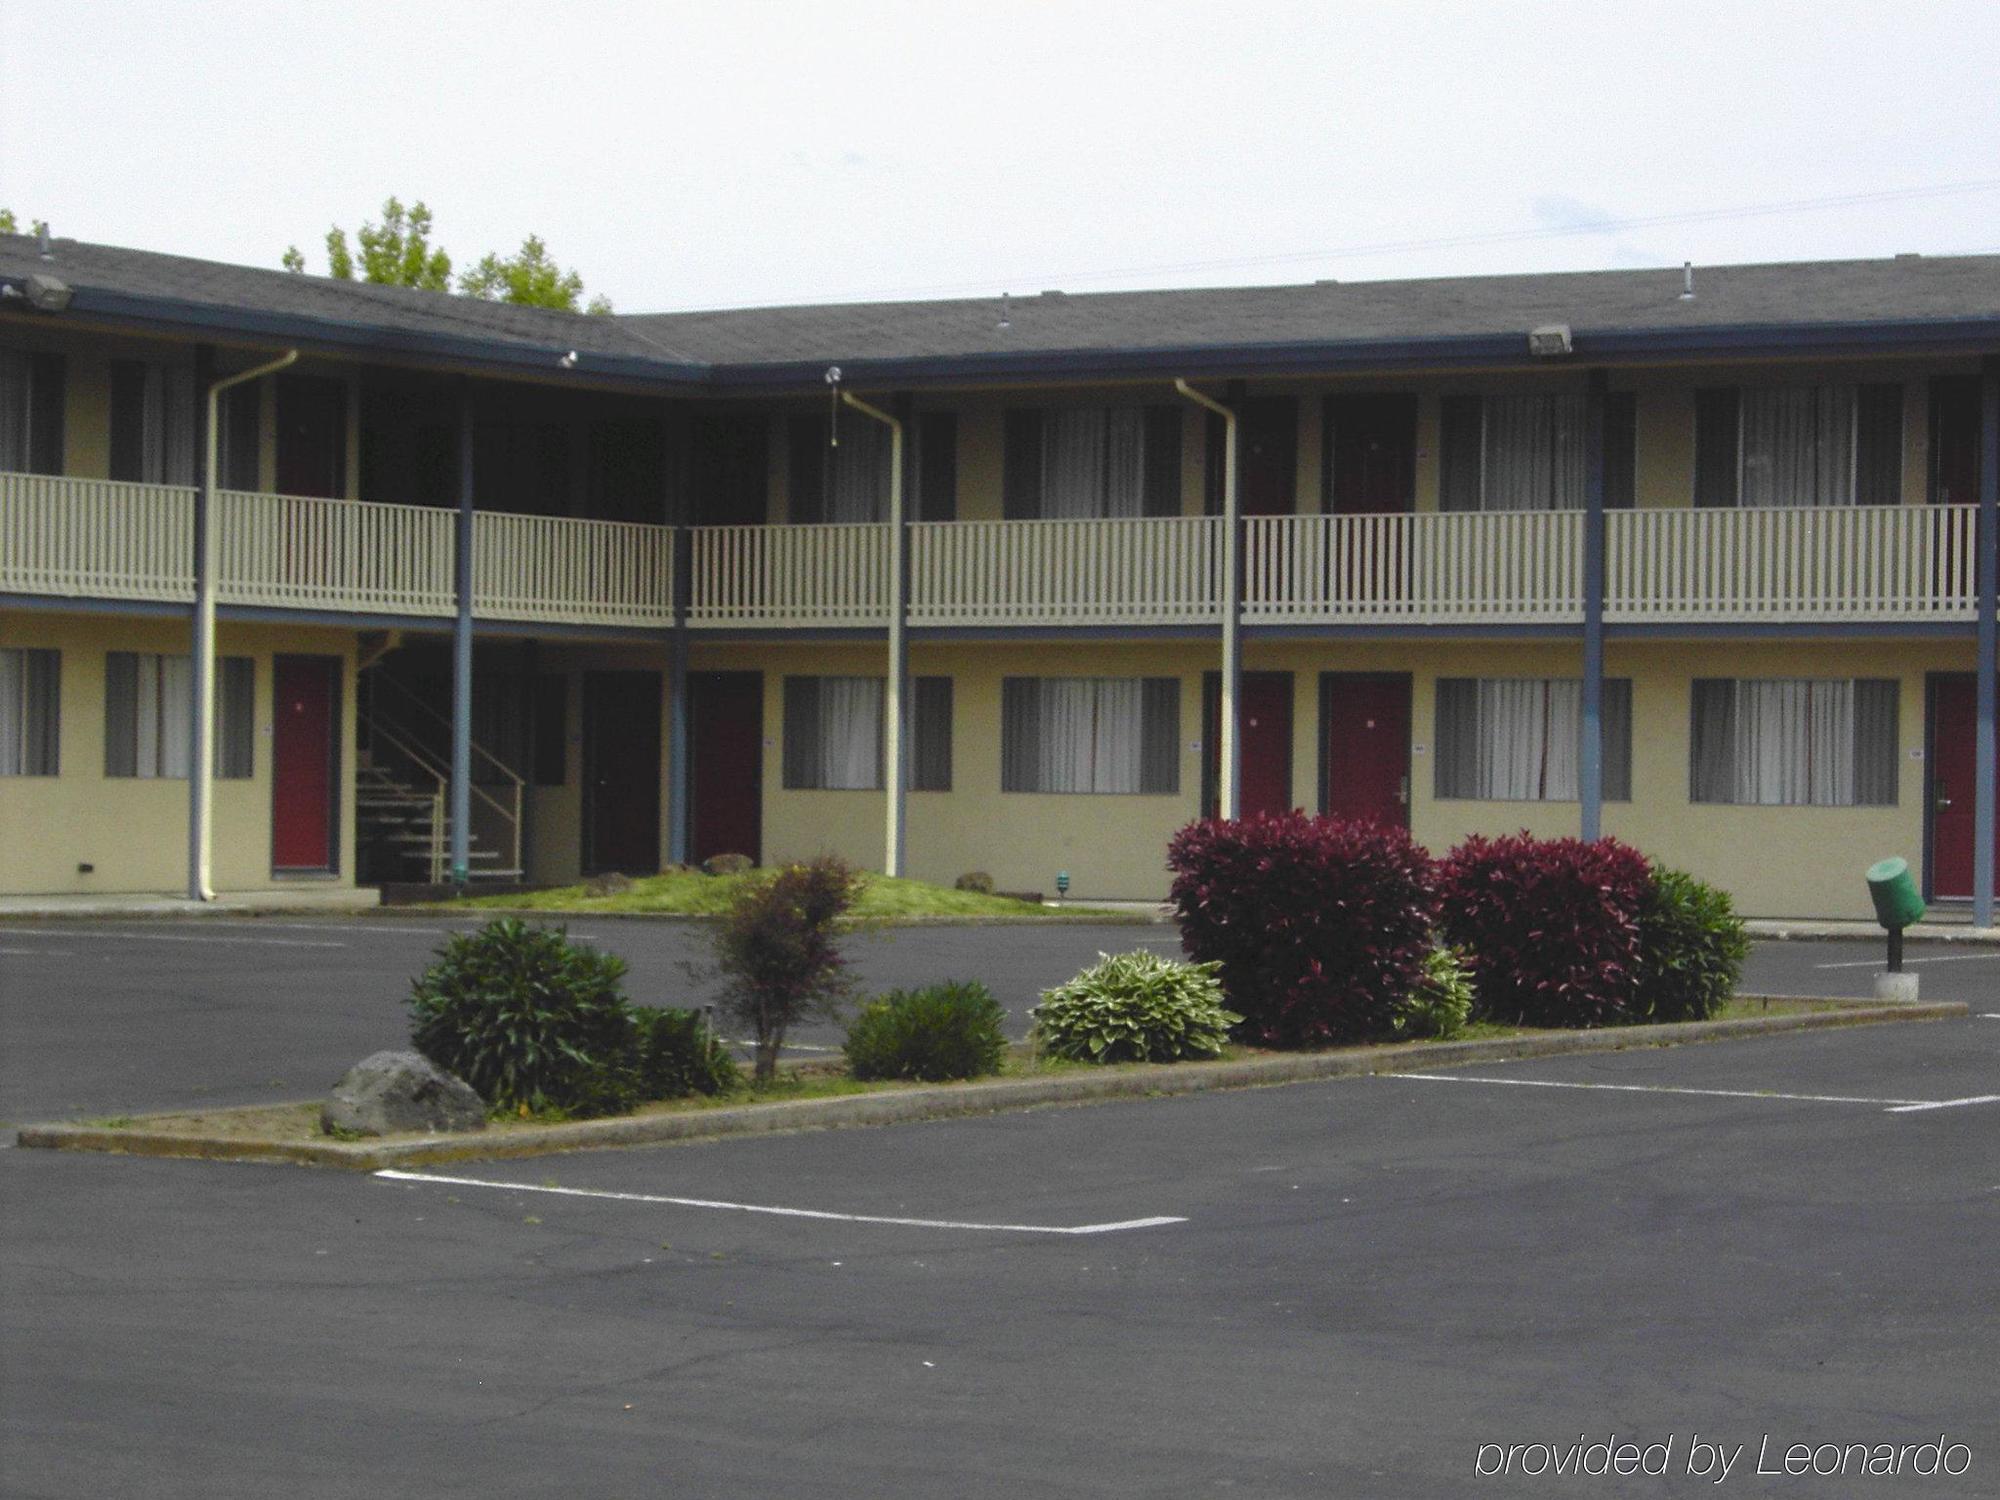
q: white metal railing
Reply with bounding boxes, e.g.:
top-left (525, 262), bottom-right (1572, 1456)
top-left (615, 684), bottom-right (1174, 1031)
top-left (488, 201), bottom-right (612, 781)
top-left (0, 472), bottom-right (196, 600)
top-left (1605, 504), bottom-right (1978, 622)
top-left (910, 516), bottom-right (1223, 625)
top-left (473, 511), bottom-right (674, 626)
top-left (687, 522), bottom-right (892, 626)
top-left (216, 489), bottom-right (455, 616)
top-left (1242, 510), bottom-right (1586, 623)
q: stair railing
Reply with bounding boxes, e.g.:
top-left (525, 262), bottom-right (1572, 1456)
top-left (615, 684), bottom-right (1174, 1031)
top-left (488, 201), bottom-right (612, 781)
top-left (364, 672), bottom-right (526, 881)
top-left (358, 715), bottom-right (451, 883)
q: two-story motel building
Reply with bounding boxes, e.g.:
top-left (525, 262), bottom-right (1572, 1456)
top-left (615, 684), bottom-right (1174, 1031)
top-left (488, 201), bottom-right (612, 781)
top-left (2, 232), bottom-right (1997, 920)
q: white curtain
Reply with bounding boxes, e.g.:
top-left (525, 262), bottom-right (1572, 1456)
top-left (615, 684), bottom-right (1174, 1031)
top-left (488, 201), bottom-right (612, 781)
top-left (0, 350), bottom-right (27, 471)
top-left (827, 419), bottom-right (888, 523)
top-left (0, 649), bottom-right (21, 775)
top-left (1474, 679), bottom-right (1580, 799)
top-left (1741, 386), bottom-right (1855, 507)
top-left (1733, 679), bottom-right (1854, 805)
top-left (1042, 410), bottom-right (1106, 519)
top-left (1037, 678), bottom-right (1097, 792)
top-left (1483, 395), bottom-right (1585, 512)
top-left (130, 653), bottom-right (195, 779)
top-left (818, 676), bottom-right (882, 789)
top-left (1101, 408), bottom-right (1146, 519)
top-left (1092, 678), bottom-right (1143, 793)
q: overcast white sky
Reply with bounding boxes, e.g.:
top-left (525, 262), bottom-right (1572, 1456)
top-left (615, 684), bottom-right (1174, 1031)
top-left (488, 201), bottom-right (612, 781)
top-left (4, 0), bottom-right (1998, 313)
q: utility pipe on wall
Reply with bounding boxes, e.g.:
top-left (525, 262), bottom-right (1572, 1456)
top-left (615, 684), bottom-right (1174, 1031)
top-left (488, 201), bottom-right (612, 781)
top-left (1175, 379), bottom-right (1240, 819)
top-left (838, 386), bottom-right (908, 877)
top-left (190, 348), bottom-right (297, 901)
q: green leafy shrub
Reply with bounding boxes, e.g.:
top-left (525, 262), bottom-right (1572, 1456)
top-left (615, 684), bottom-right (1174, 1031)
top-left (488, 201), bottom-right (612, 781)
top-left (714, 855), bottom-right (862, 1082)
top-left (1634, 867), bottom-right (1749, 1023)
top-left (953, 871), bottom-right (995, 894)
top-left (409, 918), bottom-right (637, 1116)
top-left (844, 981), bottom-right (1008, 1082)
top-left (1394, 947), bottom-right (1475, 1040)
top-left (702, 852), bottom-right (755, 877)
top-left (1031, 951), bottom-right (1241, 1064)
top-left (631, 1006), bottom-right (741, 1098)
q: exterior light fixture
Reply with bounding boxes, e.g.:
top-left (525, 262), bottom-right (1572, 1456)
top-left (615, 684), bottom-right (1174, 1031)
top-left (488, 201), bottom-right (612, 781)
top-left (1527, 324), bottom-right (1573, 357)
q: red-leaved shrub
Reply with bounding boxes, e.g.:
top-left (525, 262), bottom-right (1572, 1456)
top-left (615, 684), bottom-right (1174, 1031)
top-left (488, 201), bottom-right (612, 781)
top-left (1167, 811), bottom-right (1439, 1046)
top-left (1437, 833), bottom-right (1651, 1028)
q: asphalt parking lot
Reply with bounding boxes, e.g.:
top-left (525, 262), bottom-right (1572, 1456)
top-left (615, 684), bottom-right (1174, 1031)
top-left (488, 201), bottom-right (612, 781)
top-left (0, 912), bottom-right (1994, 1122)
top-left (3, 991), bottom-right (1996, 1497)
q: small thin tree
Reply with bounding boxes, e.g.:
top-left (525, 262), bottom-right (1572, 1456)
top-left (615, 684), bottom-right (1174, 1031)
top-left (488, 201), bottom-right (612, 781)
top-left (712, 857), bottom-right (861, 1083)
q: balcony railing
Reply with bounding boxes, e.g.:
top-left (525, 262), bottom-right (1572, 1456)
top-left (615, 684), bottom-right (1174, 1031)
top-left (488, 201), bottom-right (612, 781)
top-left (0, 472), bottom-right (196, 601)
top-left (910, 516), bottom-right (1222, 626)
top-left (0, 473), bottom-right (675, 628)
top-left (0, 472), bottom-right (1982, 632)
top-left (472, 511), bottom-right (674, 626)
top-left (1604, 503), bottom-right (1976, 622)
top-left (218, 489), bottom-right (455, 616)
top-left (687, 522), bottom-right (892, 627)
top-left (1242, 511), bottom-right (1585, 624)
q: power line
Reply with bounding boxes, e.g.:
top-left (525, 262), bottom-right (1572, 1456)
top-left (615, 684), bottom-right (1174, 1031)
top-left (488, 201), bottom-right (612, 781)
top-left (638, 177), bottom-right (2000, 313)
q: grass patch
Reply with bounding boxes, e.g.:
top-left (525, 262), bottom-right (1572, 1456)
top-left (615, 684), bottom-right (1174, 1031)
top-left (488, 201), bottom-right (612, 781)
top-left (439, 869), bottom-right (1125, 921)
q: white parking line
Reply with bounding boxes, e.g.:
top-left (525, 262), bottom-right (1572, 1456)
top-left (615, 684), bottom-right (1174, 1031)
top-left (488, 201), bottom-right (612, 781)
top-left (375, 1169), bottom-right (1185, 1235)
top-left (1884, 1095), bottom-right (2000, 1113)
top-left (1395, 1073), bottom-right (1930, 1108)
top-left (1814, 951), bottom-right (2000, 969)
top-left (0, 947), bottom-right (73, 956)
top-left (0, 927), bottom-right (346, 949)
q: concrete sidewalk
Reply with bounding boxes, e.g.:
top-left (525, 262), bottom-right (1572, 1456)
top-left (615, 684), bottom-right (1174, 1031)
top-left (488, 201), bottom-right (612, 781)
top-left (0, 887), bottom-right (381, 920)
top-left (1745, 917), bottom-right (2000, 945)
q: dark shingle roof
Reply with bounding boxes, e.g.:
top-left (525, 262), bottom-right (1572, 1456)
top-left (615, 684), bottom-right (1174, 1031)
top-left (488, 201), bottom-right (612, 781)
top-left (5, 232), bottom-right (1998, 385)
top-left (622, 255), bottom-right (2000, 364)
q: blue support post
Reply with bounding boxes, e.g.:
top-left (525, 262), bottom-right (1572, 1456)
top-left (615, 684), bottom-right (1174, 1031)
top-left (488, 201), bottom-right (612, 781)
top-left (451, 380), bottom-right (474, 889)
top-left (1579, 368), bottom-right (1607, 842)
top-left (667, 412), bottom-right (691, 866)
top-left (1974, 356), bottom-right (1998, 927)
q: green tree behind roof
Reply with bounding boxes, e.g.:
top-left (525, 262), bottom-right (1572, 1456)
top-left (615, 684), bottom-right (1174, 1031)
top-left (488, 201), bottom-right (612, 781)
top-left (283, 198), bottom-right (609, 312)
top-left (460, 234), bottom-right (612, 314)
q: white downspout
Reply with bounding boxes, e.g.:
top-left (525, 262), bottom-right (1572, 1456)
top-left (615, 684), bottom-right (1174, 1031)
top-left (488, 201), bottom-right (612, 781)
top-left (1174, 379), bottom-right (1240, 819)
top-left (838, 388), bottom-right (907, 877)
top-left (190, 348), bottom-right (297, 900)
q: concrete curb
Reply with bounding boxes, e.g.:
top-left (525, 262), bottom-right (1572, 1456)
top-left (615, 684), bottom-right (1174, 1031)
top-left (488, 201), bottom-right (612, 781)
top-left (1745, 919), bottom-right (2000, 946)
top-left (16, 999), bottom-right (1966, 1172)
top-left (400, 906), bottom-right (1163, 928)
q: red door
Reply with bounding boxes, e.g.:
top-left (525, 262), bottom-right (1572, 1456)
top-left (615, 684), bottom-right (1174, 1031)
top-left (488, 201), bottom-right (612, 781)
top-left (1204, 672), bottom-right (1294, 818)
top-left (1325, 395), bottom-right (1417, 515)
top-left (1321, 675), bottom-right (1410, 828)
top-left (273, 655), bottom-right (337, 871)
top-left (275, 375), bottom-right (347, 498)
top-left (1929, 675), bottom-right (1986, 898)
top-left (690, 672), bottom-right (763, 865)
top-left (584, 671), bottom-right (662, 875)
top-left (1240, 398), bottom-right (1298, 516)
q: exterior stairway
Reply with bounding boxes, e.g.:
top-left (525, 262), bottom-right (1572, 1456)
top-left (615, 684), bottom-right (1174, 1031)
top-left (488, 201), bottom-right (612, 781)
top-left (355, 760), bottom-right (524, 883)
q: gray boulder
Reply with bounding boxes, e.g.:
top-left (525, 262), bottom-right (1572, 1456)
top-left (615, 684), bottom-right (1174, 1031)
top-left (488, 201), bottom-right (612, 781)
top-left (322, 1050), bottom-right (487, 1137)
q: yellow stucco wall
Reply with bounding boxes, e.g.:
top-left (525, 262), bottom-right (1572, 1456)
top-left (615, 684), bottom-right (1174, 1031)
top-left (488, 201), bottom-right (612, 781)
top-left (680, 634), bottom-right (1968, 919)
top-left (0, 610), bottom-right (359, 895)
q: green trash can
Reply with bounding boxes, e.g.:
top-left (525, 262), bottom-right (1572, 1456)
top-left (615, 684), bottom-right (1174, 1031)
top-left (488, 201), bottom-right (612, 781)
top-left (1865, 856), bottom-right (1926, 931)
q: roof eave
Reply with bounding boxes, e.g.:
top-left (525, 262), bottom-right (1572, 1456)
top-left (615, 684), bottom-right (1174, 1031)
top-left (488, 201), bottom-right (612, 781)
top-left (706, 316), bottom-right (2000, 392)
top-left (0, 281), bottom-right (712, 391)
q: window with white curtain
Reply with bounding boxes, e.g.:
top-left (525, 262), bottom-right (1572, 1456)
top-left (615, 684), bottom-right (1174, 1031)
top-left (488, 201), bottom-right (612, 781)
top-left (1690, 678), bottom-right (1898, 806)
top-left (1000, 677), bottom-right (1180, 794)
top-left (827, 417), bottom-right (890, 524)
top-left (1003, 407), bottom-right (1180, 520)
top-left (1439, 394), bottom-right (1587, 511)
top-left (109, 360), bottom-right (198, 485)
top-left (783, 676), bottom-right (953, 791)
top-left (1435, 678), bottom-right (1631, 801)
top-left (1695, 383), bottom-right (1904, 508)
top-left (0, 347), bottom-right (66, 474)
top-left (0, 648), bottom-right (60, 776)
top-left (104, 653), bottom-right (255, 779)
